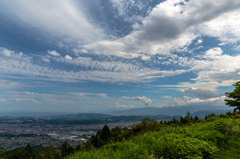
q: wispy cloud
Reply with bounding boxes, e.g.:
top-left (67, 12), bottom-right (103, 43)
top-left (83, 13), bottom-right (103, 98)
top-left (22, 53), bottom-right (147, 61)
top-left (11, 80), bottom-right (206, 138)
top-left (122, 96), bottom-right (152, 105)
top-left (0, 47), bottom-right (189, 83)
top-left (15, 98), bottom-right (38, 103)
top-left (48, 50), bottom-right (60, 56)
top-left (170, 96), bottom-right (226, 107)
top-left (0, 0), bottom-right (105, 42)
top-left (0, 80), bottom-right (24, 90)
top-left (0, 47), bottom-right (14, 57)
top-left (72, 92), bottom-right (110, 99)
top-left (110, 102), bottom-right (131, 109)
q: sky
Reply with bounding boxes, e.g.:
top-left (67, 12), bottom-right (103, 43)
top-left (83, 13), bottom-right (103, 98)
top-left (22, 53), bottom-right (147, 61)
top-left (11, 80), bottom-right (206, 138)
top-left (0, 0), bottom-right (240, 113)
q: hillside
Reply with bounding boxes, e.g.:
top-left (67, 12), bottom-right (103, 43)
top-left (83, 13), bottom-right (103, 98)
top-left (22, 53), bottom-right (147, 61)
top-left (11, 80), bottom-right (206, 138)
top-left (68, 115), bottom-right (240, 159)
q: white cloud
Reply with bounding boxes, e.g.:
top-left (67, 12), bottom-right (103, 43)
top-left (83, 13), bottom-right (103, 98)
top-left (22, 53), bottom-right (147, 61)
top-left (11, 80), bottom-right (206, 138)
top-left (0, 0), bottom-right (105, 41)
top-left (2, 90), bottom-right (116, 112)
top-left (192, 49), bottom-right (240, 84)
top-left (0, 80), bottom-right (23, 90)
top-left (139, 70), bottom-right (188, 80)
top-left (83, 0), bottom-right (240, 58)
top-left (1, 0), bottom-right (240, 87)
top-left (183, 87), bottom-right (222, 99)
top-left (141, 55), bottom-right (151, 61)
top-left (1, 47), bottom-right (190, 83)
top-left (15, 98), bottom-right (38, 103)
top-left (172, 96), bottom-right (226, 106)
top-left (42, 57), bottom-right (50, 63)
top-left (158, 95), bottom-right (226, 107)
top-left (0, 47), bottom-right (14, 57)
top-left (73, 92), bottom-right (110, 99)
top-left (7, 91), bottom-right (109, 102)
top-left (48, 50), bottom-right (60, 56)
top-left (65, 55), bottom-right (72, 60)
top-left (155, 80), bottom-right (237, 96)
top-left (154, 47), bottom-right (240, 92)
top-left (200, 9), bottom-right (240, 45)
top-left (121, 96), bottom-right (152, 105)
top-left (196, 39), bottom-right (203, 45)
top-left (162, 96), bottom-right (172, 99)
top-left (111, 102), bottom-right (131, 109)
top-left (204, 47), bottom-right (223, 58)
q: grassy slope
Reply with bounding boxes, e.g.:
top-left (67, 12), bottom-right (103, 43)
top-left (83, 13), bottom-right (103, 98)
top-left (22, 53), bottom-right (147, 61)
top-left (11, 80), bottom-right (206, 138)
top-left (68, 117), bottom-right (240, 159)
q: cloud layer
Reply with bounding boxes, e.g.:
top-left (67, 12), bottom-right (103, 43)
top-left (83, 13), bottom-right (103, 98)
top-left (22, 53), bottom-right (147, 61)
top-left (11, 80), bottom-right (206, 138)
top-left (1, 0), bottom-right (240, 112)
top-left (84, 0), bottom-right (240, 57)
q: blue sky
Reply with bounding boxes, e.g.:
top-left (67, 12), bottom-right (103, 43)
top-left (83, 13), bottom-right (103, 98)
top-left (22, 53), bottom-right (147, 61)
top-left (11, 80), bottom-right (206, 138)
top-left (0, 0), bottom-right (240, 113)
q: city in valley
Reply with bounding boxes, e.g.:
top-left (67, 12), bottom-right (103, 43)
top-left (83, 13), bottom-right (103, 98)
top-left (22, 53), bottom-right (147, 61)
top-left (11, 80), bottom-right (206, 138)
top-left (0, 121), bottom-right (138, 150)
top-left (0, 114), bottom-right (143, 150)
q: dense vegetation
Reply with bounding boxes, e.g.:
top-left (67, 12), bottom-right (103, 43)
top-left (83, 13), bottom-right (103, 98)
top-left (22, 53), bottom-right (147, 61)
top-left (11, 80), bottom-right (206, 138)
top-left (65, 111), bottom-right (240, 159)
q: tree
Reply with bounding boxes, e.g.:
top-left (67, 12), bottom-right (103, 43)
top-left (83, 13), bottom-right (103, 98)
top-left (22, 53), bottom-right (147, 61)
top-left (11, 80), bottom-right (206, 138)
top-left (75, 144), bottom-right (83, 151)
top-left (225, 81), bottom-right (240, 111)
top-left (24, 144), bottom-right (36, 159)
top-left (185, 111), bottom-right (192, 121)
top-left (0, 150), bottom-right (6, 159)
top-left (101, 125), bottom-right (111, 143)
top-left (111, 126), bottom-right (123, 142)
top-left (7, 149), bottom-right (25, 159)
top-left (61, 141), bottom-right (74, 157)
top-left (91, 130), bottom-right (103, 148)
top-left (194, 115), bottom-right (199, 122)
top-left (38, 145), bottom-right (61, 159)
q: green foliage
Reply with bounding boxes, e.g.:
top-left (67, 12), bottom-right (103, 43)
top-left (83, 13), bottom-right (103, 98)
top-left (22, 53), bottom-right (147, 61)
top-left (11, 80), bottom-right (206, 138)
top-left (37, 145), bottom-right (61, 159)
top-left (225, 81), bottom-right (240, 111)
top-left (24, 144), bottom-right (36, 159)
top-left (7, 149), bottom-right (25, 159)
top-left (101, 125), bottom-right (111, 143)
top-left (4, 144), bottom-right (38, 159)
top-left (194, 115), bottom-right (199, 121)
top-left (90, 125), bottom-right (112, 148)
top-left (68, 117), bottom-right (240, 159)
top-left (88, 118), bottom-right (161, 149)
top-left (121, 118), bottom-right (161, 139)
top-left (61, 141), bottom-right (74, 157)
top-left (111, 126), bottom-right (123, 142)
top-left (0, 150), bottom-right (6, 159)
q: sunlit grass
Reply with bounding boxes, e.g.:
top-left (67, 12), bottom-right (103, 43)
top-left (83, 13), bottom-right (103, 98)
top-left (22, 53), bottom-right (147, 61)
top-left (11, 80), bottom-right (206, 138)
top-left (68, 117), bottom-right (240, 159)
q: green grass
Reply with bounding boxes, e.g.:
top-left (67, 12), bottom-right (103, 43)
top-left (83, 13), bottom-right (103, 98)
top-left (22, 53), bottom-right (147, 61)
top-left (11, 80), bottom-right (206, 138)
top-left (67, 117), bottom-right (240, 159)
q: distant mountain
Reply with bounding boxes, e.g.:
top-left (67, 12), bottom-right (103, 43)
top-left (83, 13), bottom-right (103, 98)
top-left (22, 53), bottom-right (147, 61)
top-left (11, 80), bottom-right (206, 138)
top-left (0, 106), bottom-right (233, 122)
top-left (111, 106), bottom-right (232, 116)
top-left (46, 113), bottom-right (113, 121)
top-left (192, 110), bottom-right (230, 119)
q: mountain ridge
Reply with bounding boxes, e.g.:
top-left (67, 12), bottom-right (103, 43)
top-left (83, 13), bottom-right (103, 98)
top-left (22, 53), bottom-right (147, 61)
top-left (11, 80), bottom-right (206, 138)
top-left (111, 105), bottom-right (232, 116)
